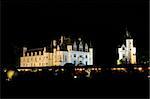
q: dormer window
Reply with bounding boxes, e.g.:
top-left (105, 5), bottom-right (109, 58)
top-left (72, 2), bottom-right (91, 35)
top-left (122, 47), bottom-right (125, 50)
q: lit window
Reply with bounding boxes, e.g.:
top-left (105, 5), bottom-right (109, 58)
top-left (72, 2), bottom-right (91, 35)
top-left (35, 58), bottom-right (37, 62)
top-left (27, 58), bottom-right (29, 62)
top-left (138, 67), bottom-right (142, 71)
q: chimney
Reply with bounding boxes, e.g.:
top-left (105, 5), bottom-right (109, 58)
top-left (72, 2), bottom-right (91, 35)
top-left (60, 36), bottom-right (63, 45)
top-left (23, 47), bottom-right (27, 56)
top-left (44, 47), bottom-right (46, 52)
top-left (31, 52), bottom-right (33, 56)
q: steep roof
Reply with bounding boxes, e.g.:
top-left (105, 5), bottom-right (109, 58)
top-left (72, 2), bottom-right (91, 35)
top-left (26, 48), bottom-right (44, 52)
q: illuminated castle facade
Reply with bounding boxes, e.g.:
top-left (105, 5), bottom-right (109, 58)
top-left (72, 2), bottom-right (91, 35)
top-left (20, 35), bottom-right (93, 67)
top-left (117, 29), bottom-right (136, 65)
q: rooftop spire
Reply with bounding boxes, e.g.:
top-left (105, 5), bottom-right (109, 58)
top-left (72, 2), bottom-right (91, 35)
top-left (125, 26), bottom-right (131, 38)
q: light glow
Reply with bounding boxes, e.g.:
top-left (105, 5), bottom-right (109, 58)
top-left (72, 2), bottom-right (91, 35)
top-left (138, 67), bottom-right (142, 71)
top-left (98, 68), bottom-right (101, 70)
top-left (61, 69), bottom-right (64, 71)
top-left (74, 76), bottom-right (77, 79)
top-left (4, 69), bottom-right (7, 72)
top-left (79, 68), bottom-right (82, 71)
top-left (7, 70), bottom-right (15, 80)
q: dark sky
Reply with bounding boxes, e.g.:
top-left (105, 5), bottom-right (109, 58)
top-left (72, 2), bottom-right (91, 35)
top-left (1, 0), bottom-right (149, 66)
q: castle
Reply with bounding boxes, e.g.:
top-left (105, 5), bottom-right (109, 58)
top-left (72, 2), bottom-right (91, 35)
top-left (20, 29), bottom-right (136, 67)
top-left (117, 29), bottom-right (137, 65)
top-left (20, 35), bottom-right (93, 67)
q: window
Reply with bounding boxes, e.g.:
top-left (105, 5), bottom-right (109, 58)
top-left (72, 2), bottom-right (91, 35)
top-left (86, 61), bottom-right (87, 65)
top-left (39, 63), bottom-right (41, 66)
top-left (86, 55), bottom-right (87, 58)
top-left (65, 55), bottom-right (67, 61)
top-left (122, 47), bottom-right (125, 50)
top-left (27, 58), bottom-right (29, 62)
top-left (123, 55), bottom-right (125, 58)
top-left (39, 57), bottom-right (41, 60)
top-left (46, 63), bottom-right (48, 65)
top-left (74, 54), bottom-right (76, 57)
top-left (35, 58), bottom-right (37, 62)
top-left (46, 56), bottom-right (48, 59)
top-left (31, 58), bottom-right (32, 61)
top-left (74, 61), bottom-right (76, 65)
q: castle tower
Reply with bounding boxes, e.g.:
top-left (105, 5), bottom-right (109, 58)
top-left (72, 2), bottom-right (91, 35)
top-left (117, 28), bottom-right (136, 65)
top-left (89, 48), bottom-right (93, 65)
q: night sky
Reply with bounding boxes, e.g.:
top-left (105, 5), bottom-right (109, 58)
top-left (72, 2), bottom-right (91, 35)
top-left (2, 0), bottom-right (149, 66)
